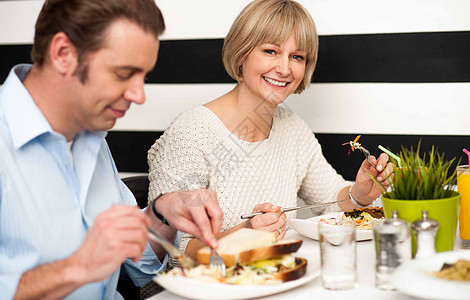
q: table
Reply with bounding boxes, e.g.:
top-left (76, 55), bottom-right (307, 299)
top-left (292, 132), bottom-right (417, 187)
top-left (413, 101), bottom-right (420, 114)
top-left (147, 229), bottom-right (420, 300)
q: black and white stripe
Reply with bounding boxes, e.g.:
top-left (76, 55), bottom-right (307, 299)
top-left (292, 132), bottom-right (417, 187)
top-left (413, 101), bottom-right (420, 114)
top-left (1, 0), bottom-right (469, 180)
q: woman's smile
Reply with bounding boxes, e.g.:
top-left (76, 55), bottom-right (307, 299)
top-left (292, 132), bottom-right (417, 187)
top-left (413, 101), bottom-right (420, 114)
top-left (263, 76), bottom-right (288, 87)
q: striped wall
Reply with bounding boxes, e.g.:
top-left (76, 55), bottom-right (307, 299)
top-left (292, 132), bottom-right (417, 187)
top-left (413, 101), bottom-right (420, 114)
top-left (1, 0), bottom-right (469, 181)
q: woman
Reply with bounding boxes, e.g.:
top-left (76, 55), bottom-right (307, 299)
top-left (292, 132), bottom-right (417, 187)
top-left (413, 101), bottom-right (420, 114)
top-left (147, 0), bottom-right (392, 257)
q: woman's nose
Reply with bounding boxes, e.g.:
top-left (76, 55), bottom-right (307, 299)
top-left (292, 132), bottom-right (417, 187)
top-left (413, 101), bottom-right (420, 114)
top-left (275, 56), bottom-right (291, 76)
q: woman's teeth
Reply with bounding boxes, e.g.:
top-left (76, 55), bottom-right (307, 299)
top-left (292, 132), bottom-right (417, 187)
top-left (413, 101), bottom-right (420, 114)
top-left (264, 77), bottom-right (287, 87)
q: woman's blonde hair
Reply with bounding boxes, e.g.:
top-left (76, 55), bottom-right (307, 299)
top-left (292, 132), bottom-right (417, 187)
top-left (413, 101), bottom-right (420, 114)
top-left (222, 0), bottom-right (318, 94)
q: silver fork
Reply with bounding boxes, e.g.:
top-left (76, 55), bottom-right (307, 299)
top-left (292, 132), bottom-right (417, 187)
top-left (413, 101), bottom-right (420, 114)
top-left (210, 248), bottom-right (226, 276)
top-left (359, 146), bottom-right (375, 168)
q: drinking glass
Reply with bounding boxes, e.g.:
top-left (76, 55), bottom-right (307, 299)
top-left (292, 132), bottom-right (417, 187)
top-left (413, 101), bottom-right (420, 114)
top-left (319, 219), bottom-right (357, 290)
top-left (457, 165), bottom-right (470, 249)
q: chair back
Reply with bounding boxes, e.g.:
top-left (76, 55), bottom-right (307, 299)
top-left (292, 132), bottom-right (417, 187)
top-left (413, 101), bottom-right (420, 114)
top-left (122, 175), bottom-right (150, 209)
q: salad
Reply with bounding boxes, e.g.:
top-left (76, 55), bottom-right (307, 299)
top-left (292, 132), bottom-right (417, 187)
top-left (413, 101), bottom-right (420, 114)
top-left (320, 207), bottom-right (384, 230)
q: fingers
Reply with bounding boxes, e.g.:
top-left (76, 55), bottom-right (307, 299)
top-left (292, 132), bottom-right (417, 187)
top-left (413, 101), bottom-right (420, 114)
top-left (204, 189), bottom-right (223, 236)
top-left (154, 189), bottom-right (222, 248)
top-left (188, 205), bottom-right (218, 248)
top-left (249, 204), bottom-right (286, 232)
top-left (273, 225), bottom-right (287, 241)
top-left (360, 153), bottom-right (391, 178)
top-left (252, 202), bottom-right (282, 214)
top-left (374, 153), bottom-right (389, 178)
top-left (381, 162), bottom-right (395, 187)
top-left (76, 205), bottom-right (150, 281)
top-left (167, 215), bottom-right (203, 241)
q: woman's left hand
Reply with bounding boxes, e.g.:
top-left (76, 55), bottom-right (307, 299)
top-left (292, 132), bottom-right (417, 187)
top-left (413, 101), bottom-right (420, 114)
top-left (248, 203), bottom-right (287, 241)
top-left (352, 153), bottom-right (394, 205)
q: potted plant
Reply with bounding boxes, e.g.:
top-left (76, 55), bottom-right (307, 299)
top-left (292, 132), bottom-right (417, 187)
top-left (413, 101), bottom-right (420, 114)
top-left (377, 144), bottom-right (460, 255)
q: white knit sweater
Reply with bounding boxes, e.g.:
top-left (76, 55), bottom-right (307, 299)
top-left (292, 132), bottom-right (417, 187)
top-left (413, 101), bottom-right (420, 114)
top-left (148, 105), bottom-right (350, 251)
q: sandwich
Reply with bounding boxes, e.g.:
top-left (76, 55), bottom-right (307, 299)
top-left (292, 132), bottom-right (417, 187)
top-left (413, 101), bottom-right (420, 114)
top-left (164, 228), bottom-right (307, 284)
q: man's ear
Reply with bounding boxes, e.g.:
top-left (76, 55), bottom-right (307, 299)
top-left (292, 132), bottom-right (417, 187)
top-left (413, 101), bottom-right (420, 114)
top-left (48, 32), bottom-right (78, 75)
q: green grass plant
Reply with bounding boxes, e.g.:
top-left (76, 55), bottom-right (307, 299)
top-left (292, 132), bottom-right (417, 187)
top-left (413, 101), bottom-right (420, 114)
top-left (382, 144), bottom-right (459, 200)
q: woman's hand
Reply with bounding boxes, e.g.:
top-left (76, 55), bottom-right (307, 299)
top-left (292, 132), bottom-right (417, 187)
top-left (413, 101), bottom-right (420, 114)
top-left (247, 203), bottom-right (286, 240)
top-left (353, 153), bottom-right (394, 205)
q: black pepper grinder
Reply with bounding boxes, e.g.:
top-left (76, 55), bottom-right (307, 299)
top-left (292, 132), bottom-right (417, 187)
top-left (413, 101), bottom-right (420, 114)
top-left (412, 210), bottom-right (439, 258)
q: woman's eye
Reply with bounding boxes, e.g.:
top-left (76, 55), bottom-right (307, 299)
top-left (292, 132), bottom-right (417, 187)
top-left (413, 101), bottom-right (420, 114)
top-left (264, 49), bottom-right (275, 55)
top-left (292, 55), bottom-right (305, 61)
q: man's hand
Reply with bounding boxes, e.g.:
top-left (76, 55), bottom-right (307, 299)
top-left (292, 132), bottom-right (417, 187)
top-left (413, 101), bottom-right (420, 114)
top-left (69, 205), bottom-right (150, 283)
top-left (154, 189), bottom-right (223, 248)
top-left (15, 205), bottom-right (150, 299)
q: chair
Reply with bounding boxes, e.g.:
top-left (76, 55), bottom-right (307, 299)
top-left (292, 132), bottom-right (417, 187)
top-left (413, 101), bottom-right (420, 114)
top-left (122, 175), bottom-right (150, 209)
top-left (117, 175), bottom-right (150, 300)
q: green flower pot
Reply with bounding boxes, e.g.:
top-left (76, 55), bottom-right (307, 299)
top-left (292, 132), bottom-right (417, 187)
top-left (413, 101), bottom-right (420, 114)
top-left (382, 191), bottom-right (460, 257)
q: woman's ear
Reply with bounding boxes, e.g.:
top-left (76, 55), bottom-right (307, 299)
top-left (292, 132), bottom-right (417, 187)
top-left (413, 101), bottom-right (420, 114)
top-left (48, 32), bottom-right (78, 76)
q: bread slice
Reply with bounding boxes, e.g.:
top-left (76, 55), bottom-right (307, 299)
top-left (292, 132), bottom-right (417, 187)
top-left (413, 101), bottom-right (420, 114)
top-left (271, 257), bottom-right (307, 282)
top-left (196, 228), bottom-right (303, 267)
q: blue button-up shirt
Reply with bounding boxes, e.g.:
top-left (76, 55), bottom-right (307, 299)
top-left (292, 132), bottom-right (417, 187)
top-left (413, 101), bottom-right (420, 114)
top-left (0, 65), bottom-right (172, 299)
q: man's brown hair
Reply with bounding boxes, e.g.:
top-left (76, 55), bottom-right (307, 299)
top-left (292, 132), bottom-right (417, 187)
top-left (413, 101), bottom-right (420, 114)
top-left (31, 0), bottom-right (165, 81)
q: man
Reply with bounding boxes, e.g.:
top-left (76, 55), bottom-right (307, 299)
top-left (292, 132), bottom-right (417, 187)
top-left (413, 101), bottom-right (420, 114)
top-left (0, 0), bottom-right (222, 299)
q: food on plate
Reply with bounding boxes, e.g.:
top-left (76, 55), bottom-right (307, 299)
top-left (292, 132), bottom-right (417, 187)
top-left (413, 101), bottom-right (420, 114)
top-left (163, 228), bottom-right (307, 285)
top-left (342, 207), bottom-right (384, 230)
top-left (320, 207), bottom-right (384, 230)
top-left (343, 207), bottom-right (384, 220)
top-left (432, 259), bottom-right (470, 282)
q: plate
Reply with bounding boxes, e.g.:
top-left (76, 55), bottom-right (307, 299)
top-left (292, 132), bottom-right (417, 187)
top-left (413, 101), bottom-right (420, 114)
top-left (153, 253), bottom-right (319, 300)
top-left (391, 250), bottom-right (470, 299)
top-left (287, 212), bottom-right (373, 241)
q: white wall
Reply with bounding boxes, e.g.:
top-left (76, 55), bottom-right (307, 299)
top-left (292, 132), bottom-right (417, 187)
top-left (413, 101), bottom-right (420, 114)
top-left (1, 0), bottom-right (469, 136)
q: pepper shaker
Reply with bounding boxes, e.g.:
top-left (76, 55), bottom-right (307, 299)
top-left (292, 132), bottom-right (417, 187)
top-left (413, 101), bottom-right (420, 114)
top-left (372, 210), bottom-right (411, 290)
top-left (412, 210), bottom-right (439, 259)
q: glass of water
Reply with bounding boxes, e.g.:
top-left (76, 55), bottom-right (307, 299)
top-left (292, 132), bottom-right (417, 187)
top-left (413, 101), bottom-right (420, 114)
top-left (319, 219), bottom-right (357, 290)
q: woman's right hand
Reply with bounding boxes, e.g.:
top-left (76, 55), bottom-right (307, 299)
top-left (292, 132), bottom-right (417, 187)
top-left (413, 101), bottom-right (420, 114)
top-left (247, 202), bottom-right (286, 240)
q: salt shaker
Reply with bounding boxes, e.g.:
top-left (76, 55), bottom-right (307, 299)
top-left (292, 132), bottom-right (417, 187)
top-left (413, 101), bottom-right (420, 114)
top-left (372, 210), bottom-right (411, 290)
top-left (412, 210), bottom-right (439, 259)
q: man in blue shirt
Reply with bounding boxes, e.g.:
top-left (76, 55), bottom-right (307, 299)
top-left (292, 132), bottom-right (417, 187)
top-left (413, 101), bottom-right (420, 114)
top-left (0, 0), bottom-right (223, 299)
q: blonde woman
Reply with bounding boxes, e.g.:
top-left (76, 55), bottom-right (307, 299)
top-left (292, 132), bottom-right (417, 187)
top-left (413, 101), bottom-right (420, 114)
top-left (148, 0), bottom-right (392, 257)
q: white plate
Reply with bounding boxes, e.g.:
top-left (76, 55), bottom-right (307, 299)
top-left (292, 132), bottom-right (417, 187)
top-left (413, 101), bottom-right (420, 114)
top-left (153, 253), bottom-right (319, 300)
top-left (391, 250), bottom-right (470, 299)
top-left (287, 212), bottom-right (373, 241)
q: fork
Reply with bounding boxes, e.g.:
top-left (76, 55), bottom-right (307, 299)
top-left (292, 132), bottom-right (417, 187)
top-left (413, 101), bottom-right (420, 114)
top-left (210, 248), bottom-right (226, 276)
top-left (359, 146), bottom-right (375, 168)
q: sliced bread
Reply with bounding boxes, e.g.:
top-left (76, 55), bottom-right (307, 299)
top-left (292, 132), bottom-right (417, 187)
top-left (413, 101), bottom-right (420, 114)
top-left (196, 228), bottom-right (302, 267)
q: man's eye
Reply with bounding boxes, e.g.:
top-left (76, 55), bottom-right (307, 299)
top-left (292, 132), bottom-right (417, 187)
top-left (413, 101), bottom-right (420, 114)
top-left (116, 72), bottom-right (132, 80)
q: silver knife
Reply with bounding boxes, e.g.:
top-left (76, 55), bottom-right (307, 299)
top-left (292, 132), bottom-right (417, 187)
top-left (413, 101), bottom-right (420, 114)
top-left (240, 199), bottom-right (346, 219)
top-left (147, 226), bottom-right (197, 268)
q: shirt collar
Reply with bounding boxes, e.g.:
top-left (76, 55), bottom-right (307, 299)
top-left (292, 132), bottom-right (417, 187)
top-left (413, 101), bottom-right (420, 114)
top-left (1, 64), bottom-right (53, 149)
top-left (1, 64), bottom-right (107, 148)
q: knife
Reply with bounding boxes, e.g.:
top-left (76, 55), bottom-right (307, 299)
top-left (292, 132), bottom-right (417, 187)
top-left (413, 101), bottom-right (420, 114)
top-left (240, 199), bottom-right (346, 219)
top-left (147, 226), bottom-right (197, 269)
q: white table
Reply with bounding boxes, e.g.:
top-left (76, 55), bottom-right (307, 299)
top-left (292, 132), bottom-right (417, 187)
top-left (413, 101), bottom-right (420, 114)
top-left (147, 229), bottom-right (420, 300)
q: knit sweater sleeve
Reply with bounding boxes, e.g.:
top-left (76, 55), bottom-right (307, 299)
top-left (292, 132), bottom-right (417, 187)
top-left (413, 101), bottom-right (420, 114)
top-left (147, 108), bottom-right (211, 203)
top-left (296, 120), bottom-right (351, 213)
top-left (147, 108), bottom-right (214, 258)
